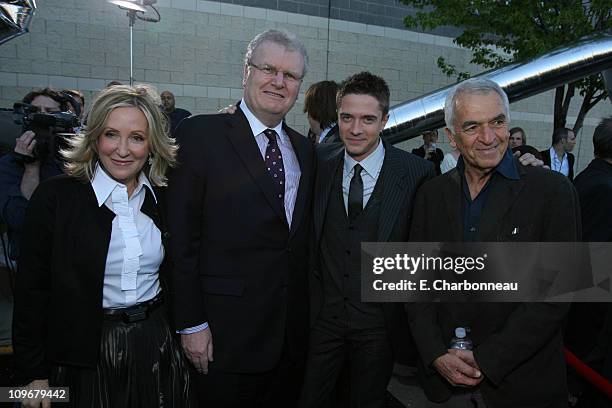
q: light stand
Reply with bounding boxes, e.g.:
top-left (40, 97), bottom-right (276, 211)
top-left (108, 0), bottom-right (160, 85)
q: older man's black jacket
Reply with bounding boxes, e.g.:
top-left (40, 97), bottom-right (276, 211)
top-left (406, 160), bottom-right (581, 408)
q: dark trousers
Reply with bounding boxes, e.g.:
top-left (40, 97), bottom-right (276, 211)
top-left (299, 316), bottom-right (393, 408)
top-left (194, 338), bottom-right (305, 408)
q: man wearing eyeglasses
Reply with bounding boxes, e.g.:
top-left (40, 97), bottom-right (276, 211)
top-left (167, 29), bottom-right (313, 407)
top-left (406, 78), bottom-right (580, 407)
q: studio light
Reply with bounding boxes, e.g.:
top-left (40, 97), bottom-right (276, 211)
top-left (109, 1), bottom-right (147, 13)
top-left (107, 0), bottom-right (161, 85)
top-left (0, 0), bottom-right (36, 46)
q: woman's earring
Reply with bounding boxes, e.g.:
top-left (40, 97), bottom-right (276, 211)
top-left (148, 154), bottom-right (153, 165)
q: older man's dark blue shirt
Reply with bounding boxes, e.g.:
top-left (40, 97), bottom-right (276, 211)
top-left (457, 149), bottom-right (519, 241)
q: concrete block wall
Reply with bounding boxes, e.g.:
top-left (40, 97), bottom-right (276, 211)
top-left (214, 0), bottom-right (460, 36)
top-left (0, 0), bottom-right (609, 172)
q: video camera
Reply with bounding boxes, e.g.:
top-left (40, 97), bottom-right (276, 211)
top-left (11, 93), bottom-right (81, 164)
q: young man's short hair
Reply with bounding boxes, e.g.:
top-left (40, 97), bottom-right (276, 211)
top-left (336, 71), bottom-right (390, 116)
top-left (552, 127), bottom-right (574, 145)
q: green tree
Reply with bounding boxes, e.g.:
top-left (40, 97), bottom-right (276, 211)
top-left (402, 0), bottom-right (612, 134)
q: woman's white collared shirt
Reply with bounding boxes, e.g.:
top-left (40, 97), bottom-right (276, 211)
top-left (91, 165), bottom-right (163, 308)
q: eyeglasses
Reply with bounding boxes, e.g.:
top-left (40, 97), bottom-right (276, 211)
top-left (247, 62), bottom-right (303, 84)
top-left (459, 118), bottom-right (508, 136)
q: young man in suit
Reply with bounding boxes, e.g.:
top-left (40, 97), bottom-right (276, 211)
top-left (407, 78), bottom-right (580, 407)
top-left (167, 29), bottom-right (314, 407)
top-left (541, 127), bottom-right (577, 180)
top-left (299, 72), bottom-right (434, 408)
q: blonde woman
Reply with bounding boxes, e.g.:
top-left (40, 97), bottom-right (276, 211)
top-left (13, 85), bottom-right (191, 407)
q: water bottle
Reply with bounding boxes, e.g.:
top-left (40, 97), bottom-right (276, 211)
top-left (449, 327), bottom-right (473, 350)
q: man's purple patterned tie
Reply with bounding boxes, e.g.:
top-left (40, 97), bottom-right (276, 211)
top-left (263, 129), bottom-right (285, 204)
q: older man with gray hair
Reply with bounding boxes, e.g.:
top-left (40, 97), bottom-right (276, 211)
top-left (406, 78), bottom-right (580, 407)
top-left (167, 29), bottom-right (313, 407)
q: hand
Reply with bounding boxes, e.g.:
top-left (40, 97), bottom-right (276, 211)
top-left (181, 328), bottom-right (213, 374)
top-left (433, 349), bottom-right (484, 387)
top-left (14, 130), bottom-right (38, 159)
top-left (218, 104), bottom-right (237, 114)
top-left (514, 151), bottom-right (545, 168)
top-left (21, 379), bottom-right (50, 408)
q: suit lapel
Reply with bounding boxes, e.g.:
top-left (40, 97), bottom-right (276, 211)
top-left (442, 169), bottom-right (463, 241)
top-left (224, 108), bottom-right (288, 227)
top-left (141, 186), bottom-right (170, 243)
top-left (314, 149), bottom-right (343, 244)
top-left (377, 146), bottom-right (409, 242)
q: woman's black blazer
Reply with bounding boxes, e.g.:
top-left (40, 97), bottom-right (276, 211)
top-left (12, 174), bottom-right (170, 384)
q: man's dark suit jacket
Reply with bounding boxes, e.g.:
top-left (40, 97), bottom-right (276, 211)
top-left (407, 160), bottom-right (581, 408)
top-left (310, 142), bottom-right (434, 364)
top-left (167, 107), bottom-right (314, 373)
top-left (541, 148), bottom-right (575, 180)
top-left (564, 158), bottom-right (612, 369)
top-left (13, 175), bottom-right (170, 384)
top-left (573, 158), bottom-right (612, 241)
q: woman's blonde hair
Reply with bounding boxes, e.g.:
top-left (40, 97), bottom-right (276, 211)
top-left (63, 84), bottom-right (177, 186)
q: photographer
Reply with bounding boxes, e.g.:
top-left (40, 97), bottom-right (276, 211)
top-left (0, 88), bottom-right (73, 261)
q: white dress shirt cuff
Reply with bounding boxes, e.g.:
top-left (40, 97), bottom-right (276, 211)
top-left (178, 322), bottom-right (209, 334)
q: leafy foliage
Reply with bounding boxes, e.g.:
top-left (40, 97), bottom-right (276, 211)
top-left (402, 0), bottom-right (612, 133)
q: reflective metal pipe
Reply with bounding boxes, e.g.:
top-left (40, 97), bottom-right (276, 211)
top-left (383, 33), bottom-right (612, 144)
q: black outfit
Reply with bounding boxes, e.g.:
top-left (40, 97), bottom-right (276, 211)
top-left (407, 151), bottom-right (581, 408)
top-left (541, 148), bottom-right (575, 181)
top-left (412, 145), bottom-right (444, 175)
top-left (573, 158), bottom-right (612, 241)
top-left (167, 105), bottom-right (314, 407)
top-left (565, 158), bottom-right (612, 408)
top-left (12, 175), bottom-right (191, 406)
top-left (166, 108), bottom-right (191, 136)
top-left (300, 142), bottom-right (434, 408)
top-left (0, 154), bottom-right (63, 259)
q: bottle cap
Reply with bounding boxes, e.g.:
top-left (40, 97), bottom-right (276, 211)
top-left (455, 327), bottom-right (467, 338)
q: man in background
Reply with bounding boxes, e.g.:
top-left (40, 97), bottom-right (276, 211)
top-left (541, 127), bottom-right (576, 180)
top-left (566, 117), bottom-right (612, 408)
top-left (412, 130), bottom-right (444, 175)
top-left (161, 90), bottom-right (191, 136)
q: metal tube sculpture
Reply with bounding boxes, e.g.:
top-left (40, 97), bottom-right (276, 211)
top-left (383, 33), bottom-right (612, 144)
